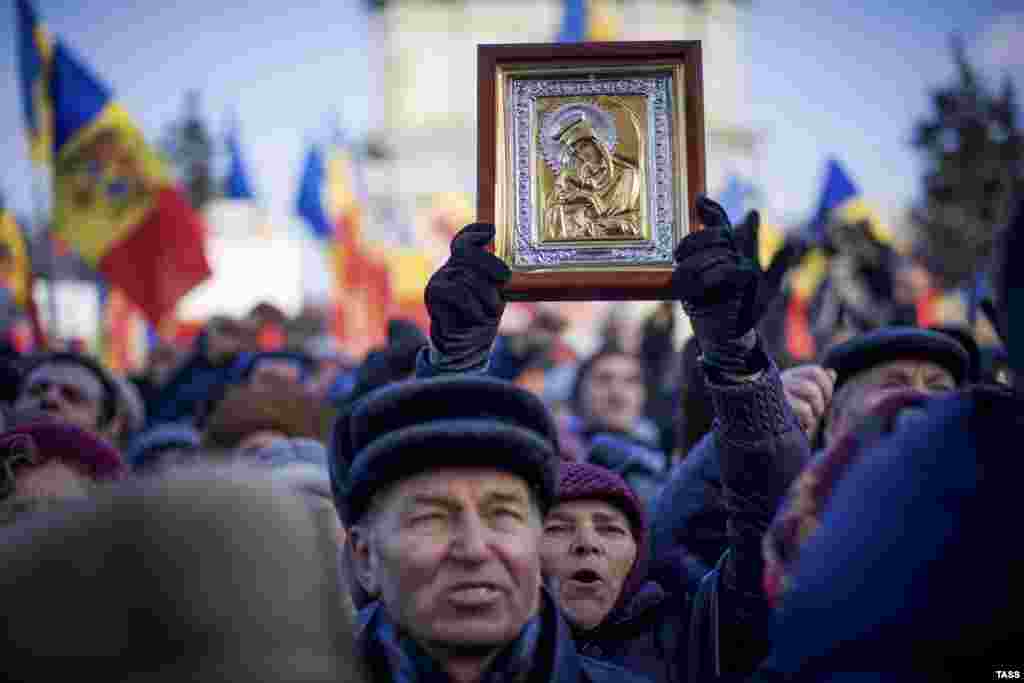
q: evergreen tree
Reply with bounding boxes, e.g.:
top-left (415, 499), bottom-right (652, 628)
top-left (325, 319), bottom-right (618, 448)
top-left (160, 91), bottom-right (217, 209)
top-left (910, 36), bottom-right (1022, 288)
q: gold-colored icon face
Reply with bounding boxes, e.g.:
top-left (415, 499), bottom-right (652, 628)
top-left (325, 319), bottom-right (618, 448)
top-left (537, 95), bottom-right (647, 244)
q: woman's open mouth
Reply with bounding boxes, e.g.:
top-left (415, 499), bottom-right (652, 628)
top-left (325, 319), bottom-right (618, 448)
top-left (567, 568), bottom-right (604, 589)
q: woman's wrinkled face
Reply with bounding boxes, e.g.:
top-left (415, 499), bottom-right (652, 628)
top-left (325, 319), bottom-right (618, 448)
top-left (540, 499), bottom-right (637, 631)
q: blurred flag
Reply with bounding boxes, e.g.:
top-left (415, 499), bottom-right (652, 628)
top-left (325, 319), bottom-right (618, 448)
top-left (807, 158), bottom-right (894, 247)
top-left (0, 205), bottom-right (34, 309)
top-left (715, 174), bottom-right (786, 267)
top-left (102, 287), bottom-right (147, 373)
top-left (0, 205), bottom-right (44, 349)
top-left (224, 118), bottom-right (254, 200)
top-left (295, 137), bottom-right (392, 355)
top-left (205, 115), bottom-right (271, 240)
top-left (49, 41), bottom-right (211, 326)
top-left (296, 144), bottom-right (333, 242)
top-left (556, 0), bottom-right (619, 42)
top-left (327, 134), bottom-right (392, 353)
top-left (15, 0), bottom-right (52, 165)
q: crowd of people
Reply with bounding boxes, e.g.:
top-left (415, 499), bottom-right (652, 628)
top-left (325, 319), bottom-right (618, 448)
top-left (0, 194), bottom-right (1020, 681)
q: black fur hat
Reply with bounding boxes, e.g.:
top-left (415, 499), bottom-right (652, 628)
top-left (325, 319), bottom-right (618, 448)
top-left (331, 375), bottom-right (559, 525)
top-left (822, 326), bottom-right (970, 390)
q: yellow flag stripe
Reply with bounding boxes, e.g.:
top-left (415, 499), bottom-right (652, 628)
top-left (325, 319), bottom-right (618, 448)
top-left (52, 103), bottom-right (171, 265)
top-left (836, 196), bottom-right (895, 247)
top-left (0, 211), bottom-right (32, 308)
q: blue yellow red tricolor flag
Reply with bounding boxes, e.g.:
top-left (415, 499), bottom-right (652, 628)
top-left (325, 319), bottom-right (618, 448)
top-left (0, 205), bottom-right (45, 350)
top-left (784, 158), bottom-right (899, 361)
top-left (296, 138), bottom-right (393, 355)
top-left (48, 40), bottom-right (211, 326)
top-left (15, 0), bottom-right (52, 165)
top-left (0, 205), bottom-right (33, 310)
top-left (556, 0), bottom-right (619, 42)
top-left (807, 158), bottom-right (893, 247)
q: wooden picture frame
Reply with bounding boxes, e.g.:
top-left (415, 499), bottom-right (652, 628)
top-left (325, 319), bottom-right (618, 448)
top-left (478, 41), bottom-right (705, 301)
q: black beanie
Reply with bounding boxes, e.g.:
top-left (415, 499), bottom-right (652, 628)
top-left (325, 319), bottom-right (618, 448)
top-left (331, 375), bottom-right (560, 526)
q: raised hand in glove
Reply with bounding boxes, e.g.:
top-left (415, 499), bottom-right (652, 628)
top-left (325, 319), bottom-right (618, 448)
top-left (424, 223), bottom-right (511, 371)
top-left (671, 196), bottom-right (795, 375)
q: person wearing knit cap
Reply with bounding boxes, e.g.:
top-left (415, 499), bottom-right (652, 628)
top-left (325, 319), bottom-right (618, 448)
top-left (126, 422), bottom-right (202, 473)
top-left (543, 461), bottom-right (689, 683)
top-left (0, 419), bottom-right (125, 526)
top-left (333, 372), bottom-right (646, 683)
top-left (543, 461), bottom-right (648, 632)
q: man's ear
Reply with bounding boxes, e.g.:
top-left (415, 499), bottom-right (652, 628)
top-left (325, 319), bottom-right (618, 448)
top-left (348, 525), bottom-right (379, 597)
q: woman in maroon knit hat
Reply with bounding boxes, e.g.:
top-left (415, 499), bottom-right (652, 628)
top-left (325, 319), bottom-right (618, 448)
top-left (541, 460), bottom-right (688, 683)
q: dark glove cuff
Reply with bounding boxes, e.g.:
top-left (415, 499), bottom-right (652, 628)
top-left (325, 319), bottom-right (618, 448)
top-left (426, 343), bottom-right (490, 374)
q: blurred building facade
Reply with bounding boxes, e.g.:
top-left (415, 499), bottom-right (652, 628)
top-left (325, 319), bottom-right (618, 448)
top-left (362, 0), bottom-right (758, 235)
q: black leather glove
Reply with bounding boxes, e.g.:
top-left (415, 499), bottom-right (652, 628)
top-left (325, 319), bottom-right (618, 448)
top-left (672, 197), bottom-right (794, 374)
top-left (424, 223), bottom-right (511, 371)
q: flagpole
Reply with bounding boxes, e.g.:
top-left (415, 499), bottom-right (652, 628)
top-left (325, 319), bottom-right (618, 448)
top-left (30, 168), bottom-right (57, 347)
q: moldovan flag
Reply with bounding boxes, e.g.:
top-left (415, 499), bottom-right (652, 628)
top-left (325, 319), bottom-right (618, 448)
top-left (807, 159), bottom-right (894, 248)
top-left (49, 41), bottom-right (211, 326)
top-left (327, 141), bottom-right (393, 354)
top-left (0, 207), bottom-right (33, 310)
top-left (15, 0), bottom-right (52, 165)
top-left (0, 207), bottom-right (44, 350)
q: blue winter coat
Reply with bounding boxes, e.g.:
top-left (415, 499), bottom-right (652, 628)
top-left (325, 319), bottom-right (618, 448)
top-left (648, 434), bottom-right (729, 592)
top-left (573, 581), bottom-right (690, 683)
top-left (757, 387), bottom-right (1024, 680)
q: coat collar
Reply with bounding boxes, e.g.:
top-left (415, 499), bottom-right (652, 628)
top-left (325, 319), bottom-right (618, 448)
top-left (357, 589), bottom-right (588, 683)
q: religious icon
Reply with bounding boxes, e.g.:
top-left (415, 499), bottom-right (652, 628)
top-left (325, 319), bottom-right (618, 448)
top-left (540, 98), bottom-right (646, 242)
top-left (479, 41), bottom-right (706, 301)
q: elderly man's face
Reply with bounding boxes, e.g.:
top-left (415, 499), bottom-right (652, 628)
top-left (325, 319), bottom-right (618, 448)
top-left (352, 468), bottom-right (542, 651)
top-left (540, 500), bottom-right (637, 631)
top-left (579, 354), bottom-right (646, 434)
top-left (826, 359), bottom-right (956, 444)
top-left (15, 363), bottom-right (106, 434)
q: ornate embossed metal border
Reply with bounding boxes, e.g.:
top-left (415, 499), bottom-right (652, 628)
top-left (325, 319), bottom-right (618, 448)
top-left (508, 73), bottom-right (679, 268)
top-left (478, 42), bottom-right (705, 301)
